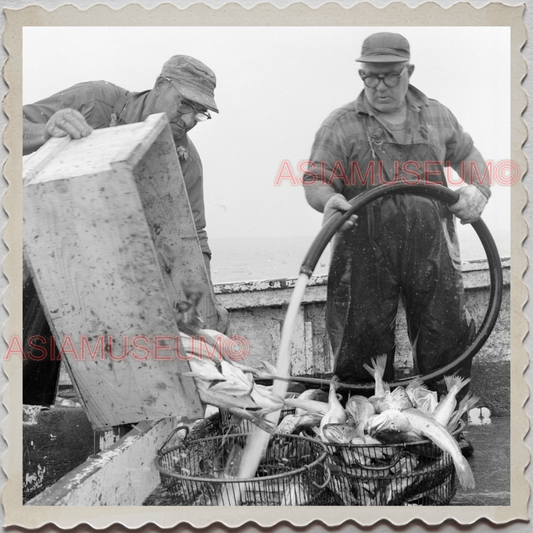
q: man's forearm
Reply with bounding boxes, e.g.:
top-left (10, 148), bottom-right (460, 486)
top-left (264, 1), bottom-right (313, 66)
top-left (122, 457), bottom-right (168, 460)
top-left (458, 147), bottom-right (491, 200)
top-left (304, 182), bottom-right (338, 213)
top-left (23, 120), bottom-right (47, 156)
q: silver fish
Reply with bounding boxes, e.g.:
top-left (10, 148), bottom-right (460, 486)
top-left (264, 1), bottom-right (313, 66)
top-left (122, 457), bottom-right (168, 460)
top-left (367, 410), bottom-right (422, 444)
top-left (318, 377), bottom-right (347, 441)
top-left (345, 395), bottom-right (376, 437)
top-left (432, 375), bottom-right (471, 427)
top-left (401, 408), bottom-right (475, 490)
top-left (276, 413), bottom-right (322, 435)
top-left (406, 376), bottom-right (439, 415)
top-left (447, 391), bottom-right (479, 433)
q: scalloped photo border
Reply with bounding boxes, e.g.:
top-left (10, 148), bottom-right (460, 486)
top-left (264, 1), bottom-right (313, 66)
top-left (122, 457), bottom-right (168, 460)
top-left (1, 2), bottom-right (529, 529)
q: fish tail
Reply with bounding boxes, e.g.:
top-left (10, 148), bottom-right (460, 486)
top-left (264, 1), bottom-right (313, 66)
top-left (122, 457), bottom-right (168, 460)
top-left (364, 355), bottom-right (387, 379)
top-left (329, 376), bottom-right (339, 403)
top-left (444, 374), bottom-right (471, 393)
top-left (406, 376), bottom-right (427, 391)
top-left (447, 393), bottom-right (480, 432)
top-left (455, 455), bottom-right (475, 490)
top-left (363, 362), bottom-right (375, 379)
top-left (374, 354), bottom-right (387, 375)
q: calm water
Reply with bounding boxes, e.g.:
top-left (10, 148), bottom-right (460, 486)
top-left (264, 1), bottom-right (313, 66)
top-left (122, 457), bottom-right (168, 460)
top-left (209, 225), bottom-right (510, 284)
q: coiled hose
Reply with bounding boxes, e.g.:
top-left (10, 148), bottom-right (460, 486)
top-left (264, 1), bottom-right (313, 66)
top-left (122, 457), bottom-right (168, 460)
top-left (296, 183), bottom-right (503, 391)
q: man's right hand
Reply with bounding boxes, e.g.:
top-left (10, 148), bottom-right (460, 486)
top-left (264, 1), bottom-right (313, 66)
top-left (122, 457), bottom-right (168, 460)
top-left (323, 194), bottom-right (358, 231)
top-left (45, 109), bottom-right (93, 142)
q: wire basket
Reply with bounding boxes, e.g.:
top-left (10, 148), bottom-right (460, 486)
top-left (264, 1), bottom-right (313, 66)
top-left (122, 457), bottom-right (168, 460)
top-left (219, 407), bottom-right (297, 434)
top-left (323, 422), bottom-right (464, 506)
top-left (156, 427), bottom-right (332, 506)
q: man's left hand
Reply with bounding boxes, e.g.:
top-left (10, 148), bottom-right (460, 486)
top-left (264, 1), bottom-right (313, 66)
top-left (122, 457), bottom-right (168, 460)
top-left (215, 303), bottom-right (230, 334)
top-left (448, 186), bottom-right (488, 225)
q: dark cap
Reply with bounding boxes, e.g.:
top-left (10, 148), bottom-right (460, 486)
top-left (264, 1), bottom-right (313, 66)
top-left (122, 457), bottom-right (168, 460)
top-left (356, 32), bottom-right (410, 63)
top-left (161, 55), bottom-right (219, 113)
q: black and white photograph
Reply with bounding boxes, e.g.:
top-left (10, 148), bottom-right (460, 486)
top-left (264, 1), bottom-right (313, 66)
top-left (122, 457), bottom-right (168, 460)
top-left (1, 1), bottom-right (529, 530)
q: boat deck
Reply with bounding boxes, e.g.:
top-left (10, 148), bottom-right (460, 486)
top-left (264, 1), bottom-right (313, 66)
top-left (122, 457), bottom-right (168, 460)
top-left (452, 417), bottom-right (510, 506)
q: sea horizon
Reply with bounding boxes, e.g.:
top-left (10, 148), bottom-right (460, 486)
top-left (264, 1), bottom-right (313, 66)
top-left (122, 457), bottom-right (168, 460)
top-left (209, 227), bottom-right (510, 285)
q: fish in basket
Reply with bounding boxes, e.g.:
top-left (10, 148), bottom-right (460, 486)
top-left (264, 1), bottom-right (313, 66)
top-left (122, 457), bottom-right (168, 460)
top-left (155, 425), bottom-right (332, 506)
top-left (278, 355), bottom-right (479, 506)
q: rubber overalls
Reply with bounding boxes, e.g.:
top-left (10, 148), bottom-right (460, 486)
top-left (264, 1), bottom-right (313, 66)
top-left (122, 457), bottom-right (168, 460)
top-left (326, 112), bottom-right (476, 397)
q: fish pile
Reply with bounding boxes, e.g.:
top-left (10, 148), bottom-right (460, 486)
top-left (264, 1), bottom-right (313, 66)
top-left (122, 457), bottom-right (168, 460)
top-left (179, 330), bottom-right (285, 434)
top-left (174, 286), bottom-right (285, 435)
top-left (279, 355), bottom-right (479, 505)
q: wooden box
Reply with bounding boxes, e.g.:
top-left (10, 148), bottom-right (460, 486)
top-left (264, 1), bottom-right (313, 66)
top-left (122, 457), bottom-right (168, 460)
top-left (23, 113), bottom-right (213, 429)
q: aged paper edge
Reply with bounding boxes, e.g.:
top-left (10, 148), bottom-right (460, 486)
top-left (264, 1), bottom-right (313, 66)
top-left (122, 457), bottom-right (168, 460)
top-left (1, 1), bottom-right (529, 529)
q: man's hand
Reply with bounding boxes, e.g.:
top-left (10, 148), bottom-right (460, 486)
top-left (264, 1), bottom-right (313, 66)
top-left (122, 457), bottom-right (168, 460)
top-left (45, 109), bottom-right (93, 142)
top-left (215, 303), bottom-right (230, 334)
top-left (448, 186), bottom-right (488, 225)
top-left (323, 194), bottom-right (358, 231)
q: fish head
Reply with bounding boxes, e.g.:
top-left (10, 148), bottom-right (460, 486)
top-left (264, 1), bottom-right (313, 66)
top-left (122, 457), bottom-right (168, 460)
top-left (390, 386), bottom-right (414, 410)
top-left (322, 423), bottom-right (358, 444)
top-left (345, 395), bottom-right (375, 422)
top-left (367, 410), bottom-right (412, 437)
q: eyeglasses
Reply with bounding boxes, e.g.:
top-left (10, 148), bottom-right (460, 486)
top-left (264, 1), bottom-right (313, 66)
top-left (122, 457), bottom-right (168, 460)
top-left (164, 78), bottom-right (211, 121)
top-left (177, 100), bottom-right (211, 122)
top-left (359, 66), bottom-right (407, 89)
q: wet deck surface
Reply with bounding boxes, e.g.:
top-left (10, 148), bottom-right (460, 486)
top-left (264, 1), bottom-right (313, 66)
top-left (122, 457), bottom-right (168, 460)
top-left (145, 417), bottom-right (510, 507)
top-left (451, 417), bottom-right (510, 506)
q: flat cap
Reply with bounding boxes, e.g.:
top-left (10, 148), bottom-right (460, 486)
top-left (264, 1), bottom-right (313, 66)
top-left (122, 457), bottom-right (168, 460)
top-left (161, 55), bottom-right (219, 113)
top-left (356, 32), bottom-right (410, 63)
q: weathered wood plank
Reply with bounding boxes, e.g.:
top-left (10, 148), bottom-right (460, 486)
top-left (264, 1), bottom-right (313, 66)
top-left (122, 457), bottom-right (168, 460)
top-left (124, 122), bottom-right (217, 329)
top-left (26, 418), bottom-right (177, 506)
top-left (23, 115), bottom-right (207, 429)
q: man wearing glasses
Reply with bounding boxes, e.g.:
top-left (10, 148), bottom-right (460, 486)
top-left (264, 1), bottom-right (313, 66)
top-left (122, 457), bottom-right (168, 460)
top-left (22, 55), bottom-right (229, 403)
top-left (303, 33), bottom-right (490, 455)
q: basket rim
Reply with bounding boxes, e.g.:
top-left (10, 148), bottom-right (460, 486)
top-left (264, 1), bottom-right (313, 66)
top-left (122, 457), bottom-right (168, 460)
top-left (156, 432), bottom-right (329, 484)
top-left (321, 419), bottom-right (465, 449)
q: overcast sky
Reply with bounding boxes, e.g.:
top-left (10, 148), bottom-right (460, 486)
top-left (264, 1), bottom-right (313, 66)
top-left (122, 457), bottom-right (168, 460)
top-left (23, 26), bottom-right (511, 255)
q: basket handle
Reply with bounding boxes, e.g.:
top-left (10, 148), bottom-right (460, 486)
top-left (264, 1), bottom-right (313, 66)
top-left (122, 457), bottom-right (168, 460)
top-left (349, 453), bottom-right (402, 472)
top-left (309, 462), bottom-right (331, 490)
top-left (158, 425), bottom-right (190, 455)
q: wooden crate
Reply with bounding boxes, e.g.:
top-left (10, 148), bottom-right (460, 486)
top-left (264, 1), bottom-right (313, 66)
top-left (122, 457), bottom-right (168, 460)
top-left (23, 113), bottom-right (214, 429)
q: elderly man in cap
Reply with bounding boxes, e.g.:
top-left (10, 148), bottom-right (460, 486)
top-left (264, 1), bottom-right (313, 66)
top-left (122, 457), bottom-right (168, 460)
top-left (303, 33), bottom-right (490, 452)
top-left (22, 55), bottom-right (228, 403)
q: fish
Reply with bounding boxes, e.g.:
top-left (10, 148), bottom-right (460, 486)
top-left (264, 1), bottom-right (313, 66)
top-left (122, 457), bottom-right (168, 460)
top-left (345, 395), bottom-right (376, 437)
top-left (432, 375), bottom-right (471, 427)
top-left (328, 468), bottom-right (359, 505)
top-left (368, 409), bottom-right (475, 490)
top-left (377, 386), bottom-right (414, 413)
top-left (279, 479), bottom-right (311, 505)
top-left (318, 377), bottom-right (347, 441)
top-left (322, 423), bottom-right (359, 444)
top-left (284, 397), bottom-right (329, 416)
top-left (294, 388), bottom-right (329, 415)
top-left (276, 413), bottom-right (322, 435)
top-left (406, 376), bottom-right (438, 415)
top-left (222, 442), bottom-right (244, 479)
top-left (384, 455), bottom-right (420, 504)
top-left (208, 360), bottom-right (254, 397)
top-left (249, 383), bottom-right (285, 412)
top-left (447, 391), bottom-right (480, 433)
top-left (196, 385), bottom-right (276, 434)
top-left (364, 356), bottom-right (414, 413)
top-left (401, 408), bottom-right (475, 490)
top-left (337, 436), bottom-right (374, 467)
top-left (363, 354), bottom-right (390, 397)
top-left (367, 410), bottom-right (422, 444)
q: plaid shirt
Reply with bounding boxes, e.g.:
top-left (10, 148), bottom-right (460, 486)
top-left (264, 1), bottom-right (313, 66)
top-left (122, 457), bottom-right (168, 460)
top-left (302, 85), bottom-right (490, 201)
top-left (23, 81), bottom-right (211, 257)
